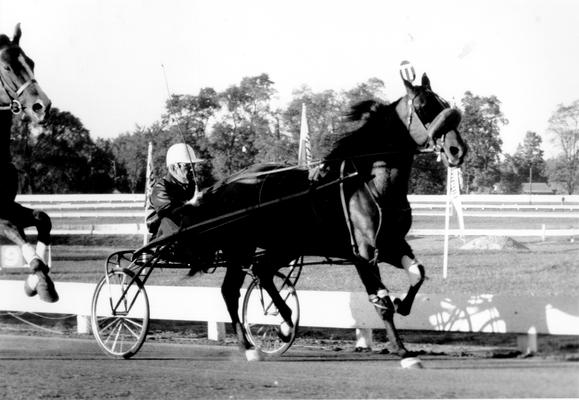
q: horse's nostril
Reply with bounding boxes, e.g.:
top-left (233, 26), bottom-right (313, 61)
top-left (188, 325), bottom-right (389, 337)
top-left (449, 146), bottom-right (459, 157)
top-left (32, 102), bottom-right (44, 113)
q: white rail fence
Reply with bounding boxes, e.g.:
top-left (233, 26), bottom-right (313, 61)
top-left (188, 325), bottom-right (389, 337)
top-left (14, 194), bottom-right (579, 238)
top-left (1, 280), bottom-right (578, 338)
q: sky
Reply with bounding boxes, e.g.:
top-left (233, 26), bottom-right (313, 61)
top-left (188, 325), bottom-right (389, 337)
top-left (1, 0), bottom-right (579, 158)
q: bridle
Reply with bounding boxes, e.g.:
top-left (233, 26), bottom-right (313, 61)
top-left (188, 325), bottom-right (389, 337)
top-left (0, 49), bottom-right (37, 115)
top-left (405, 92), bottom-right (451, 158)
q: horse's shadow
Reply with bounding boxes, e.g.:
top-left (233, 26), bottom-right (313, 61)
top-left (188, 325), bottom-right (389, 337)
top-left (391, 293), bottom-right (579, 336)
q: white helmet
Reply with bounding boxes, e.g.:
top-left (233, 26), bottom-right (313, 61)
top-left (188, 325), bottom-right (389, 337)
top-left (166, 143), bottom-right (204, 166)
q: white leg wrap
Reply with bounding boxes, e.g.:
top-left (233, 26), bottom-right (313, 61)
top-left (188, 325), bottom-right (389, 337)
top-left (279, 321), bottom-right (292, 337)
top-left (377, 288), bottom-right (389, 298)
top-left (402, 255), bottom-right (422, 286)
top-left (36, 242), bottom-right (47, 262)
top-left (21, 244), bottom-right (38, 264)
top-left (26, 274), bottom-right (40, 290)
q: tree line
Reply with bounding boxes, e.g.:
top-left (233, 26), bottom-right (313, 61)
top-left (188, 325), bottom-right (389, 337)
top-left (9, 73), bottom-right (579, 195)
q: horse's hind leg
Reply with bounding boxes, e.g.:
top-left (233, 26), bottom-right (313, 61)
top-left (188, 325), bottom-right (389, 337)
top-left (353, 261), bottom-right (408, 357)
top-left (221, 264), bottom-right (252, 352)
top-left (253, 255), bottom-right (295, 342)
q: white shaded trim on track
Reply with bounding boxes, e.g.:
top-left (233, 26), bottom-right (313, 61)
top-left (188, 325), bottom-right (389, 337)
top-left (0, 280), bottom-right (577, 336)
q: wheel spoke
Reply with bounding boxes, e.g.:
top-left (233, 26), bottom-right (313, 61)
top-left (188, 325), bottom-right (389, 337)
top-left (100, 316), bottom-right (121, 334)
top-left (111, 319), bottom-right (123, 352)
top-left (123, 317), bottom-right (143, 330)
top-left (122, 320), bottom-right (140, 339)
top-left (104, 318), bottom-right (123, 346)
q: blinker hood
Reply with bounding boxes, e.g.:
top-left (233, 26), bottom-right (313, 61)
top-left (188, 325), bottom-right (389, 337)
top-left (427, 107), bottom-right (462, 140)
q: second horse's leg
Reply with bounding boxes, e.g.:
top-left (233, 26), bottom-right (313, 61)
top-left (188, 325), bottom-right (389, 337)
top-left (0, 210), bottom-right (58, 303)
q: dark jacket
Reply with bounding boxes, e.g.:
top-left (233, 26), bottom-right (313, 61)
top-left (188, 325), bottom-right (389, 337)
top-left (146, 173), bottom-right (196, 235)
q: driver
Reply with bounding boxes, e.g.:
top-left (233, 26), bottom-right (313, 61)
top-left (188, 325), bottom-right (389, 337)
top-left (146, 143), bottom-right (205, 241)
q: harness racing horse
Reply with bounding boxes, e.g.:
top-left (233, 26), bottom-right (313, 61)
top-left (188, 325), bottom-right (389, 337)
top-left (176, 72), bottom-right (466, 361)
top-left (0, 24), bottom-right (57, 302)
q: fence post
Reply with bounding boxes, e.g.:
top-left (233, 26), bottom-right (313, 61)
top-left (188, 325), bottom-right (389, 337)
top-left (517, 326), bottom-right (538, 354)
top-left (207, 321), bottom-right (226, 341)
top-left (355, 328), bottom-right (373, 350)
top-left (541, 224), bottom-right (546, 241)
top-left (77, 315), bottom-right (91, 334)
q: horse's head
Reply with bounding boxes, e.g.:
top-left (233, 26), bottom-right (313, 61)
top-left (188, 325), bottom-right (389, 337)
top-left (399, 73), bottom-right (466, 167)
top-left (0, 24), bottom-right (51, 121)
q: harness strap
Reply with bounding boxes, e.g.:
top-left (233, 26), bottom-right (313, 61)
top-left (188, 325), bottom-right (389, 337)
top-left (16, 79), bottom-right (35, 97)
top-left (363, 178), bottom-right (383, 265)
top-left (339, 160), bottom-right (360, 258)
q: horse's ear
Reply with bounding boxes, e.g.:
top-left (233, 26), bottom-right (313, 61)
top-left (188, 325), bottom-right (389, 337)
top-left (12, 23), bottom-right (22, 45)
top-left (421, 73), bottom-right (431, 90)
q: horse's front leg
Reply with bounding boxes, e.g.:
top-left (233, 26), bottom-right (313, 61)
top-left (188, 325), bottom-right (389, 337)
top-left (350, 194), bottom-right (408, 357)
top-left (353, 260), bottom-right (408, 358)
top-left (392, 242), bottom-right (426, 317)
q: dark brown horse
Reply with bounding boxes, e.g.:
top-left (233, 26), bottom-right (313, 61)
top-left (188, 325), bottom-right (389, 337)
top-left (0, 24), bottom-right (56, 303)
top-left (150, 72), bottom-right (466, 361)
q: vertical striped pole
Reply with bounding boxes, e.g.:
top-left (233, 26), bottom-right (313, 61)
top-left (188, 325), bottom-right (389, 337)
top-left (298, 103), bottom-right (312, 167)
top-left (450, 167), bottom-right (465, 236)
top-left (143, 142), bottom-right (154, 245)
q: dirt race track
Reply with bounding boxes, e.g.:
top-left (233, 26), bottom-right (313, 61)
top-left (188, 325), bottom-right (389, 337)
top-left (0, 334), bottom-right (578, 399)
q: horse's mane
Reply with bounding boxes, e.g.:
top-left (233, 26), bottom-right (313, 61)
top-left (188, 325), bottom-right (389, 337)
top-left (323, 99), bottom-right (402, 163)
top-left (345, 99), bottom-right (387, 122)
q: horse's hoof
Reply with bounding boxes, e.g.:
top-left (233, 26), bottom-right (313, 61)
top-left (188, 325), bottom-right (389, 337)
top-left (393, 298), bottom-right (410, 316)
top-left (245, 349), bottom-right (265, 362)
top-left (354, 346), bottom-right (372, 353)
top-left (400, 357), bottom-right (424, 369)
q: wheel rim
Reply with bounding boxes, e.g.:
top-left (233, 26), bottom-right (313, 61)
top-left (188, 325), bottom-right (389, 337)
top-left (92, 270), bottom-right (149, 358)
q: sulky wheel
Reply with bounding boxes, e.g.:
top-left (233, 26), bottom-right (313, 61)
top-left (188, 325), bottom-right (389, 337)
top-left (91, 268), bottom-right (150, 359)
top-left (242, 271), bottom-right (300, 356)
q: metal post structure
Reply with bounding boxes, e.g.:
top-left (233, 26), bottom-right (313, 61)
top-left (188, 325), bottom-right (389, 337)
top-left (442, 168), bottom-right (452, 279)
